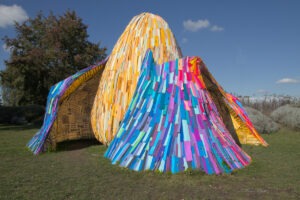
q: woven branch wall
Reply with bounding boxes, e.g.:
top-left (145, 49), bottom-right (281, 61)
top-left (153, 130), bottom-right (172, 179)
top-left (28, 60), bottom-right (106, 154)
top-left (47, 69), bottom-right (104, 149)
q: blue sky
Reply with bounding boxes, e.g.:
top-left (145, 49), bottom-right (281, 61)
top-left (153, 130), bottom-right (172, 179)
top-left (0, 0), bottom-right (299, 97)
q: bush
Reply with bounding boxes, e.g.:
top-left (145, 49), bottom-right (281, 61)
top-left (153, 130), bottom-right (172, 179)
top-left (244, 106), bottom-right (280, 133)
top-left (0, 105), bottom-right (44, 124)
top-left (239, 95), bottom-right (300, 115)
top-left (271, 104), bottom-right (300, 130)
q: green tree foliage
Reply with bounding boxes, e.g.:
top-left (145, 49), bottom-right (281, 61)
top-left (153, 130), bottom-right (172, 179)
top-left (0, 11), bottom-right (107, 106)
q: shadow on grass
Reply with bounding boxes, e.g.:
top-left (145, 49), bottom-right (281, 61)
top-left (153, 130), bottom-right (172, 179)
top-left (0, 123), bottom-right (41, 131)
top-left (56, 139), bottom-right (102, 152)
top-left (0, 124), bottom-right (102, 152)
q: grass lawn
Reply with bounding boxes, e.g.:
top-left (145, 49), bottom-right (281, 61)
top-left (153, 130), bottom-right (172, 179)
top-left (0, 125), bottom-right (299, 200)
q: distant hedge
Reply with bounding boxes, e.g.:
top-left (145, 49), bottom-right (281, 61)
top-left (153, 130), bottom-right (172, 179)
top-left (271, 104), bottom-right (300, 130)
top-left (244, 106), bottom-right (280, 134)
top-left (0, 105), bottom-right (45, 125)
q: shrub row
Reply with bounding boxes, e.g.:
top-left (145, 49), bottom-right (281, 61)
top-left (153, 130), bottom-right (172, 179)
top-left (0, 105), bottom-right (44, 125)
top-left (271, 104), bottom-right (300, 130)
top-left (244, 106), bottom-right (280, 134)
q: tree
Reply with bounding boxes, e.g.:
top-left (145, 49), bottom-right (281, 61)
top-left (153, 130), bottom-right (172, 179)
top-left (0, 11), bottom-right (107, 106)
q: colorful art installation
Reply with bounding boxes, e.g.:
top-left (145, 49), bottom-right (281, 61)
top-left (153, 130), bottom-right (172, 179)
top-left (91, 13), bottom-right (182, 145)
top-left (225, 93), bottom-right (268, 146)
top-left (194, 58), bottom-right (268, 146)
top-left (28, 12), bottom-right (267, 174)
top-left (27, 59), bottom-right (107, 154)
top-left (105, 50), bottom-right (251, 174)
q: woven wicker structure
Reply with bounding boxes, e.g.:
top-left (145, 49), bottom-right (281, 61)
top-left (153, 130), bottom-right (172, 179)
top-left (46, 69), bottom-right (104, 150)
top-left (28, 60), bottom-right (106, 154)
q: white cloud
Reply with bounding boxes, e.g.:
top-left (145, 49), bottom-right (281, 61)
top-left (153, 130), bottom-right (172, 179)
top-left (183, 19), bottom-right (210, 32)
top-left (0, 4), bottom-right (28, 28)
top-left (210, 25), bottom-right (224, 32)
top-left (183, 19), bottom-right (224, 32)
top-left (276, 78), bottom-right (299, 84)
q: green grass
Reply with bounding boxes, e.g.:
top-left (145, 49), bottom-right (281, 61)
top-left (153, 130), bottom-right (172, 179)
top-left (0, 125), bottom-right (299, 200)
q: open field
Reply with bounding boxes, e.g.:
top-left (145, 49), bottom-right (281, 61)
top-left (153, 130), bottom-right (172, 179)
top-left (0, 125), bottom-right (299, 199)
